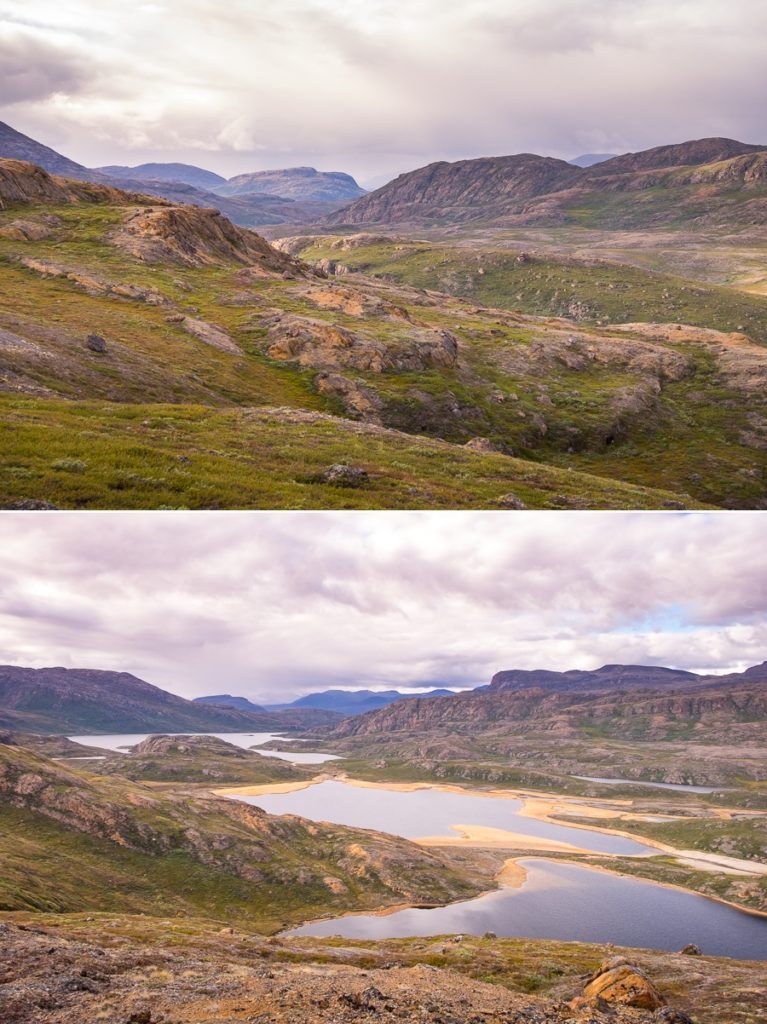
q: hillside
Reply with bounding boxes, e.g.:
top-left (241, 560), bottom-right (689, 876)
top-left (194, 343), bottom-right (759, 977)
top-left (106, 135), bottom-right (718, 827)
top-left (331, 137), bottom-right (767, 229)
top-left (0, 742), bottom-right (485, 927)
top-left (214, 166), bottom-right (366, 201)
top-left (0, 122), bottom-right (101, 182)
top-left (0, 664), bottom-right (324, 734)
top-left (321, 662), bottom-right (767, 744)
top-left (0, 159), bottom-right (750, 509)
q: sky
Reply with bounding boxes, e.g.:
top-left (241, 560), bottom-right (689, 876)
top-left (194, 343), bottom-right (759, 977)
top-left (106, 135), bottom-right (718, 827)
top-left (0, 512), bottom-right (764, 702)
top-left (1, 0), bottom-right (766, 185)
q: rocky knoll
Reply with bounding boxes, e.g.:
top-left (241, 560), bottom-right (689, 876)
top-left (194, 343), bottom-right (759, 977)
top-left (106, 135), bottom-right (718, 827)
top-left (0, 159), bottom-right (157, 210)
top-left (111, 205), bottom-right (306, 272)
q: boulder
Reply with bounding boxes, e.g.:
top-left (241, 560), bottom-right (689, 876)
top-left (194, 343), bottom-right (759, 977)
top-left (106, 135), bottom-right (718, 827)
top-left (581, 957), bottom-right (664, 1010)
top-left (320, 464), bottom-right (369, 488)
top-left (678, 943), bottom-right (702, 956)
top-left (86, 333), bottom-right (108, 353)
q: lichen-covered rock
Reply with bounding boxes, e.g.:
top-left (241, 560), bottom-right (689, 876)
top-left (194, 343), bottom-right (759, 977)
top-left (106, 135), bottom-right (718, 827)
top-left (581, 957), bottom-right (664, 1010)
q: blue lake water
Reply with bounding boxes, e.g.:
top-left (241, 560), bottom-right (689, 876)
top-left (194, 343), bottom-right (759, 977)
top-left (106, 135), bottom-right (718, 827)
top-left (235, 779), bottom-right (655, 855)
top-left (289, 858), bottom-right (767, 960)
top-left (68, 733), bottom-right (342, 764)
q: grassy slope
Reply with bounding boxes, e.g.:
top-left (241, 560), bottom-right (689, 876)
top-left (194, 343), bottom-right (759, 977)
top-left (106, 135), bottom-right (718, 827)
top-left (0, 398), bottom-right (698, 509)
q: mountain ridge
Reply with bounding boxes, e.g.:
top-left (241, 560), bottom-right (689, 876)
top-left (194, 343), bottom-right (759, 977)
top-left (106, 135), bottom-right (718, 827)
top-left (330, 137), bottom-right (767, 227)
top-left (0, 664), bottom-right (336, 734)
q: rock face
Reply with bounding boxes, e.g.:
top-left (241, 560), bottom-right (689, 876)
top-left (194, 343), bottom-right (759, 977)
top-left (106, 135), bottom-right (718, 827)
top-left (581, 957), bottom-right (664, 1010)
top-left (214, 166), bottom-right (366, 202)
top-left (260, 312), bottom-right (458, 373)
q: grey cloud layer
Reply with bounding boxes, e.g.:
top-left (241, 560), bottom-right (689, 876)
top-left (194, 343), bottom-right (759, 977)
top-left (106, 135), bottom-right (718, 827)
top-left (0, 513), bottom-right (763, 701)
top-left (1, 0), bottom-right (766, 177)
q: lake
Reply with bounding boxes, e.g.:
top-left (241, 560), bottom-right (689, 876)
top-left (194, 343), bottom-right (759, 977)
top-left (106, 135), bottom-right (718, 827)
top-left (574, 775), bottom-right (721, 794)
top-left (236, 779), bottom-right (655, 855)
top-left (69, 732), bottom-right (342, 764)
top-left (288, 858), bottom-right (767, 959)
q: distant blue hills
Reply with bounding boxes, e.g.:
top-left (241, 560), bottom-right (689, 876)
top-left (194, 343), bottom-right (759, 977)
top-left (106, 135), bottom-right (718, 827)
top-left (195, 687), bottom-right (461, 717)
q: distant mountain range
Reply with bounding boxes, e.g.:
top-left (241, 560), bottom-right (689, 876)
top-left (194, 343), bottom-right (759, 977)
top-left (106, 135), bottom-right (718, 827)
top-left (0, 665), bottom-right (338, 734)
top-left (330, 137), bottom-right (767, 229)
top-left (265, 687), bottom-right (458, 716)
top-left (213, 166), bottom-right (366, 202)
top-left (195, 688), bottom-right (457, 716)
top-left (0, 121), bottom-right (366, 226)
top-left (95, 161), bottom-right (227, 189)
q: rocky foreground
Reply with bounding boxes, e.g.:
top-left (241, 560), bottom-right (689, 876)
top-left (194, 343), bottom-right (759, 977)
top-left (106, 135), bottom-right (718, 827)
top-left (1, 915), bottom-right (765, 1024)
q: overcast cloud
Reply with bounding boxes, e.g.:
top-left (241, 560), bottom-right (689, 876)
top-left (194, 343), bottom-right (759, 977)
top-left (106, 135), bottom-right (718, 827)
top-left (0, 512), bottom-right (764, 702)
top-left (1, 0), bottom-right (766, 182)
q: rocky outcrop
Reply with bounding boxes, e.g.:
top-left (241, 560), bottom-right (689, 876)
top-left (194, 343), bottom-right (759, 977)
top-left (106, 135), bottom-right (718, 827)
top-left (17, 257), bottom-right (170, 305)
top-left (178, 316), bottom-right (240, 354)
top-left (111, 205), bottom-right (305, 271)
top-left (315, 372), bottom-right (385, 423)
top-left (260, 312), bottom-right (458, 373)
top-left (0, 214), bottom-right (59, 240)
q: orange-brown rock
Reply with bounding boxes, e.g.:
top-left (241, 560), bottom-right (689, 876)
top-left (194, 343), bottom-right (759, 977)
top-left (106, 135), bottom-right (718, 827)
top-left (581, 956), bottom-right (664, 1010)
